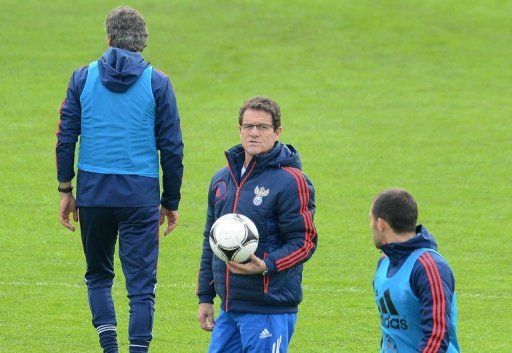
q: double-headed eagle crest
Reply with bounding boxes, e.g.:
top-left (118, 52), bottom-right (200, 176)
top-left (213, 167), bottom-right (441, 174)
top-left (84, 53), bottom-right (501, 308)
top-left (253, 186), bottom-right (270, 206)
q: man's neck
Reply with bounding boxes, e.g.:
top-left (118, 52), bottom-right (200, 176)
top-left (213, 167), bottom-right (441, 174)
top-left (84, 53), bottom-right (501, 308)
top-left (243, 153), bottom-right (253, 168)
top-left (385, 231), bottom-right (416, 245)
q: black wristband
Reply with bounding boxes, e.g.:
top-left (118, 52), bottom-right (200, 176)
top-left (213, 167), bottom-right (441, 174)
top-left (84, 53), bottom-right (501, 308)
top-left (58, 185), bottom-right (73, 193)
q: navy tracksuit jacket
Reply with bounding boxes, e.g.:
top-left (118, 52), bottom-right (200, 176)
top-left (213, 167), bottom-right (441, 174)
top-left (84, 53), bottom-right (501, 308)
top-left (197, 142), bottom-right (318, 313)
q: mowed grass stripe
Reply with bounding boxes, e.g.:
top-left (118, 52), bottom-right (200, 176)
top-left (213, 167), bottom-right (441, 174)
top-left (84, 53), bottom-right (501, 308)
top-left (1, 0), bottom-right (511, 352)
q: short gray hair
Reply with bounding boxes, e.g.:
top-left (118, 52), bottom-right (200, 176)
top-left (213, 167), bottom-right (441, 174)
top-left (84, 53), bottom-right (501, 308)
top-left (239, 96), bottom-right (281, 130)
top-left (105, 6), bottom-right (148, 52)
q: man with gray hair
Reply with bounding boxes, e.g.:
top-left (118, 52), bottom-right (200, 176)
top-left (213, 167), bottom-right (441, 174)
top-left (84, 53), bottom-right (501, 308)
top-left (56, 6), bottom-right (183, 353)
top-left (197, 97), bottom-right (317, 353)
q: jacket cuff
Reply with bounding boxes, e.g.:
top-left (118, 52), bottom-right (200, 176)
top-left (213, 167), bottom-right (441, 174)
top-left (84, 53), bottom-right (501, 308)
top-left (198, 295), bottom-right (214, 304)
top-left (264, 258), bottom-right (277, 274)
top-left (161, 198), bottom-right (179, 211)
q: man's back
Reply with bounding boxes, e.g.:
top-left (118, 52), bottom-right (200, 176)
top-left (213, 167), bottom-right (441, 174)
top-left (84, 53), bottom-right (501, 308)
top-left (57, 46), bottom-right (183, 209)
top-left (79, 54), bottom-right (157, 178)
top-left (55, 7), bottom-right (183, 353)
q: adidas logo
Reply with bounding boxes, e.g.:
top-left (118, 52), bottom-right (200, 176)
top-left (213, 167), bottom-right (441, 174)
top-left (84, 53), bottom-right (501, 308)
top-left (259, 328), bottom-right (272, 339)
top-left (377, 289), bottom-right (408, 330)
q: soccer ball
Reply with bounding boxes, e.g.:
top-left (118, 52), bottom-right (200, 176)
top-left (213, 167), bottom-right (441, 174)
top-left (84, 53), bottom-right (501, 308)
top-left (209, 213), bottom-right (259, 263)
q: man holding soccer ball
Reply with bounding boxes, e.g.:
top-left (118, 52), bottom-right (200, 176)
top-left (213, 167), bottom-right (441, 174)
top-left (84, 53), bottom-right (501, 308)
top-left (197, 96), bottom-right (318, 352)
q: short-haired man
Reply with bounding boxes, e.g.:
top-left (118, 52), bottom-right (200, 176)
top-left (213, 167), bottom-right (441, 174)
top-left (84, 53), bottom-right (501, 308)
top-left (370, 189), bottom-right (460, 353)
top-left (56, 6), bottom-right (183, 353)
top-left (197, 96), bottom-right (318, 353)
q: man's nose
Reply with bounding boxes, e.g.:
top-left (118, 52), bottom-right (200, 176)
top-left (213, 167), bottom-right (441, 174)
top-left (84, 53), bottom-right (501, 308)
top-left (249, 126), bottom-right (261, 135)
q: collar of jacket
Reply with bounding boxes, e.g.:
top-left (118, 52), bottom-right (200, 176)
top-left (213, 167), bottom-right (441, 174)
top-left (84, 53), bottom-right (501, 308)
top-left (224, 142), bottom-right (302, 175)
top-left (380, 225), bottom-right (438, 266)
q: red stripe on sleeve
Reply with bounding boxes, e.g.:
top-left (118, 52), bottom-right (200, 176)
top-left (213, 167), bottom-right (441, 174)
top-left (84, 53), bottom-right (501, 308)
top-left (58, 98), bottom-right (66, 116)
top-left (276, 167), bottom-right (313, 269)
top-left (419, 253), bottom-right (446, 353)
top-left (426, 253), bottom-right (446, 353)
top-left (275, 167), bottom-right (317, 271)
top-left (55, 100), bottom-right (65, 172)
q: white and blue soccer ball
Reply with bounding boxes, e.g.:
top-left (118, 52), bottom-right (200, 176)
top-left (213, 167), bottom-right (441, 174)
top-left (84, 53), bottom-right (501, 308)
top-left (209, 213), bottom-right (259, 263)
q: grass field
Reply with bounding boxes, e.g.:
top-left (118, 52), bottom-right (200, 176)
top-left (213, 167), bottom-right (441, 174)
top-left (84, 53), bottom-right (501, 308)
top-left (0, 0), bottom-right (511, 352)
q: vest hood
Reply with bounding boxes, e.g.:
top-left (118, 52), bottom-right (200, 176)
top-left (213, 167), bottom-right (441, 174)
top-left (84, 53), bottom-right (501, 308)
top-left (97, 47), bottom-right (149, 93)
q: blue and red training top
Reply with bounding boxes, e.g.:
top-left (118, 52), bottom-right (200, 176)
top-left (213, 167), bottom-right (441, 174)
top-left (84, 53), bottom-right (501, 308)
top-left (56, 47), bottom-right (184, 209)
top-left (374, 226), bottom-right (460, 353)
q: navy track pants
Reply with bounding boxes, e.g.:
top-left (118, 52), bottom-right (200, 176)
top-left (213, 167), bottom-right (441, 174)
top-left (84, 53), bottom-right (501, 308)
top-left (79, 206), bottom-right (160, 344)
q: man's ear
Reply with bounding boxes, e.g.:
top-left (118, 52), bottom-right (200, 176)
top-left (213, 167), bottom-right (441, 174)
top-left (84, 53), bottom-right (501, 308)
top-left (376, 218), bottom-right (389, 233)
top-left (274, 126), bottom-right (282, 140)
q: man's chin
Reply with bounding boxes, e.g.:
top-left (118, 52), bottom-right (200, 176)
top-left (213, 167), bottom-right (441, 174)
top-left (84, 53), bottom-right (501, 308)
top-left (245, 148), bottom-right (262, 156)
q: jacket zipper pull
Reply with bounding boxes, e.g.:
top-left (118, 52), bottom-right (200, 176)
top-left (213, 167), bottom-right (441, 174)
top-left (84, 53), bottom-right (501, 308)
top-left (233, 187), bottom-right (240, 212)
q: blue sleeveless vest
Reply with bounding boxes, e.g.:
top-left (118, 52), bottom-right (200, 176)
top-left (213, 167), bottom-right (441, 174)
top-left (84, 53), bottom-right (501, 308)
top-left (374, 249), bottom-right (460, 353)
top-left (78, 61), bottom-right (158, 178)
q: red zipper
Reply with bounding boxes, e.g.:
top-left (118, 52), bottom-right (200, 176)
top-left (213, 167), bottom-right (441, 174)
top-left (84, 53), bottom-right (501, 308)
top-left (224, 159), bottom-right (256, 312)
top-left (263, 252), bottom-right (269, 293)
top-left (225, 266), bottom-right (230, 311)
top-left (227, 161), bottom-right (256, 211)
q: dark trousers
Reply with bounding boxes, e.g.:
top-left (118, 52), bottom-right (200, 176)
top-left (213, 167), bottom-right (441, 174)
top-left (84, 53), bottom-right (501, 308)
top-left (79, 206), bottom-right (160, 344)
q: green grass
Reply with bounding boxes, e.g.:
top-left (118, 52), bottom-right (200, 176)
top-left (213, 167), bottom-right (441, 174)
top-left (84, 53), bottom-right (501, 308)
top-left (1, 0), bottom-right (511, 351)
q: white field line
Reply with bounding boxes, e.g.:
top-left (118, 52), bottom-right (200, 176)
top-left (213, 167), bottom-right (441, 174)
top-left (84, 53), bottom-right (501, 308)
top-left (301, 285), bottom-right (512, 299)
top-left (0, 281), bottom-right (509, 299)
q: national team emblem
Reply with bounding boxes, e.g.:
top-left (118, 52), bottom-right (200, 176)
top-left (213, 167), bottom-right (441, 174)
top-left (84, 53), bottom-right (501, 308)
top-left (253, 186), bottom-right (270, 206)
top-left (213, 180), bottom-right (227, 204)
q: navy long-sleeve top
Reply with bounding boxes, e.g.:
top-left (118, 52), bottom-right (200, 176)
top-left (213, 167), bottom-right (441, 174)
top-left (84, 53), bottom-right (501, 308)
top-left (56, 47), bottom-right (184, 210)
